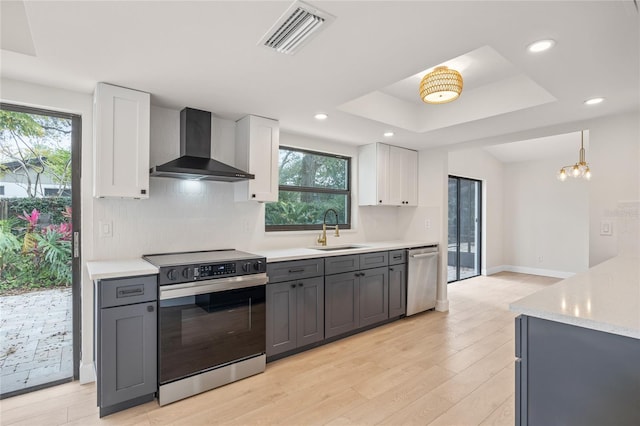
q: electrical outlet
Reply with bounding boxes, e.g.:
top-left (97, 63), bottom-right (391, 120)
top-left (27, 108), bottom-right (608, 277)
top-left (537, 255), bottom-right (543, 263)
top-left (99, 221), bottom-right (113, 238)
top-left (425, 219), bottom-right (431, 229)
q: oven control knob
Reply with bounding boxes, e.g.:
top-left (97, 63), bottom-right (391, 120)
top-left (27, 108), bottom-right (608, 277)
top-left (166, 269), bottom-right (177, 281)
top-left (242, 262), bottom-right (251, 272)
top-left (181, 267), bottom-right (191, 280)
top-left (253, 260), bottom-right (263, 271)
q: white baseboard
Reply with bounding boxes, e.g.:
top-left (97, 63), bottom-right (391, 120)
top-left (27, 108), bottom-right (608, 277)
top-left (492, 265), bottom-right (575, 279)
top-left (435, 299), bottom-right (449, 312)
top-left (79, 360), bottom-right (96, 384)
top-left (485, 265), bottom-right (506, 275)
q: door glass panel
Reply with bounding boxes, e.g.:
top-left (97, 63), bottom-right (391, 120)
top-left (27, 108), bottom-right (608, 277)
top-left (448, 176), bottom-right (481, 283)
top-left (0, 106), bottom-right (76, 397)
top-left (447, 177), bottom-right (459, 282)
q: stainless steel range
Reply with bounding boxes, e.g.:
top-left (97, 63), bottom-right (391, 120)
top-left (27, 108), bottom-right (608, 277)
top-left (143, 249), bottom-right (268, 406)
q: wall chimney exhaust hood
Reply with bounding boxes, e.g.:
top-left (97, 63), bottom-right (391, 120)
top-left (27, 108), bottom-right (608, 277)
top-left (150, 108), bottom-right (254, 182)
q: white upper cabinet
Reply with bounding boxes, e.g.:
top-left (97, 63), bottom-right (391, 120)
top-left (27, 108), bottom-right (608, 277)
top-left (93, 83), bottom-right (150, 199)
top-left (234, 115), bottom-right (279, 202)
top-left (358, 143), bottom-right (417, 206)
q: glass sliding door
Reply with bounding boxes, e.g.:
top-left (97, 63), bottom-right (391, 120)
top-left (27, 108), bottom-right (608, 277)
top-left (448, 176), bottom-right (482, 283)
top-left (0, 103), bottom-right (80, 397)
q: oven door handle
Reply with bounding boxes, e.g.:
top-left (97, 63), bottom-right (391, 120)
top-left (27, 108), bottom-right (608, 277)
top-left (159, 273), bottom-right (268, 300)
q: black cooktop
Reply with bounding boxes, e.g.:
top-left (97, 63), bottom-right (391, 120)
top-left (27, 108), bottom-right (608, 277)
top-left (143, 249), bottom-right (262, 268)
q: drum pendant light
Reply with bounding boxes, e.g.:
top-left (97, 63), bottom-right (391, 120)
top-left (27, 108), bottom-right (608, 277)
top-left (419, 66), bottom-right (464, 104)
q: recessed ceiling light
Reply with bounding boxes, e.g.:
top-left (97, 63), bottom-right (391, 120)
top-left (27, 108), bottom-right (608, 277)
top-left (584, 97), bottom-right (605, 106)
top-left (314, 113), bottom-right (328, 120)
top-left (383, 131), bottom-right (394, 137)
top-left (527, 39), bottom-right (556, 53)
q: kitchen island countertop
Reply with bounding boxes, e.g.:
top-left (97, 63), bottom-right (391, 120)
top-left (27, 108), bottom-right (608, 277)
top-left (510, 255), bottom-right (640, 339)
top-left (86, 259), bottom-right (159, 280)
top-left (252, 240), bottom-right (437, 263)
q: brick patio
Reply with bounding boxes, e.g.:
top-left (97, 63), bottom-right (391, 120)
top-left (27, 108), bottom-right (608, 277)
top-left (0, 288), bottom-right (73, 396)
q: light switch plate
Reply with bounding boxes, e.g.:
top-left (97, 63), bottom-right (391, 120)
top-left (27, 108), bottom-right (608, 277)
top-left (99, 221), bottom-right (113, 238)
top-left (600, 220), bottom-right (613, 236)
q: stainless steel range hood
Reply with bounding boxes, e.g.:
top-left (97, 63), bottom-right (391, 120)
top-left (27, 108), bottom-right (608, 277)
top-left (150, 108), bottom-right (254, 182)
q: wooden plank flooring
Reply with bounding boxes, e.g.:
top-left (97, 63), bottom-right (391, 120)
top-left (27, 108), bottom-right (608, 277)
top-left (0, 272), bottom-right (559, 426)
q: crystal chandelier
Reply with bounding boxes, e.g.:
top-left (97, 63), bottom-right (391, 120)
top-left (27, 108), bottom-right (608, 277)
top-left (558, 131), bottom-right (591, 181)
top-left (419, 66), bottom-right (463, 104)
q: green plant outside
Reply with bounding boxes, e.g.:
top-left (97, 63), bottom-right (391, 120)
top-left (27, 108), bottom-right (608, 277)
top-left (0, 203), bottom-right (72, 294)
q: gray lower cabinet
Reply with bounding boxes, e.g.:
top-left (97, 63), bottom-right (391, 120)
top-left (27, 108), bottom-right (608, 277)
top-left (266, 259), bottom-right (324, 358)
top-left (388, 263), bottom-right (406, 318)
top-left (325, 271), bottom-right (359, 338)
top-left (95, 275), bottom-right (157, 417)
top-left (515, 315), bottom-right (640, 426)
top-left (325, 253), bottom-right (389, 339)
top-left (388, 249), bottom-right (407, 318)
top-left (358, 267), bottom-right (389, 328)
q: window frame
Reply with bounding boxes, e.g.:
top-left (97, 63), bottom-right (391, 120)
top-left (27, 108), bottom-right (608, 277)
top-left (266, 145), bottom-right (352, 232)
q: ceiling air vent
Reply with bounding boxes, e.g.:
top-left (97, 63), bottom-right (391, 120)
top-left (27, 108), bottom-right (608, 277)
top-left (259, 1), bottom-right (335, 55)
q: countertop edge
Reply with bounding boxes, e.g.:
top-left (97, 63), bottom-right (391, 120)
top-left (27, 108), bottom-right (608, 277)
top-left (86, 259), bottom-right (159, 281)
top-left (509, 256), bottom-right (640, 340)
top-left (509, 305), bottom-right (640, 340)
top-left (254, 241), bottom-right (438, 263)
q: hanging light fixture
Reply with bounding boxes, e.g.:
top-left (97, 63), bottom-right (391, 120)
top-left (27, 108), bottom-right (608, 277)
top-left (419, 66), bottom-right (464, 104)
top-left (558, 131), bottom-right (591, 181)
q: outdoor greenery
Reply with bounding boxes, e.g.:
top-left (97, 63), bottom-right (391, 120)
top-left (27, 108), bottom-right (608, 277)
top-left (0, 110), bottom-right (72, 197)
top-left (0, 206), bottom-right (72, 293)
top-left (0, 108), bottom-right (73, 293)
top-left (265, 147), bottom-right (350, 229)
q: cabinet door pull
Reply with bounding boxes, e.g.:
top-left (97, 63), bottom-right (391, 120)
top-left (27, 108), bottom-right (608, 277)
top-left (389, 267), bottom-right (394, 271)
top-left (298, 283), bottom-right (303, 287)
top-left (291, 284), bottom-right (297, 289)
top-left (147, 305), bottom-right (154, 312)
top-left (289, 268), bottom-right (305, 273)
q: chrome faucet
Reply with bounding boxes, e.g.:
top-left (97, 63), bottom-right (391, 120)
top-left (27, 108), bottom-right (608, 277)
top-left (317, 208), bottom-right (340, 246)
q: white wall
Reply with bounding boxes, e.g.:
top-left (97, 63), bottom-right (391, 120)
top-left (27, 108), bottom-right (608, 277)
top-left (587, 111), bottom-right (640, 266)
top-left (448, 148), bottom-right (504, 275)
top-left (398, 148), bottom-right (449, 311)
top-left (502, 156), bottom-right (589, 277)
top-left (445, 111), bottom-right (639, 276)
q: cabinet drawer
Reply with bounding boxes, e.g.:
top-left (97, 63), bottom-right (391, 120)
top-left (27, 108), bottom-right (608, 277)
top-left (359, 251), bottom-right (388, 269)
top-left (99, 275), bottom-right (157, 308)
top-left (267, 259), bottom-right (324, 283)
top-left (325, 255), bottom-right (360, 275)
top-left (388, 250), bottom-right (406, 265)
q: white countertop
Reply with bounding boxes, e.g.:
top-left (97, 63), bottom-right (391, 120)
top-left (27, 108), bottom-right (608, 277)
top-left (253, 240), bottom-right (438, 262)
top-left (86, 259), bottom-right (159, 280)
top-left (510, 256), bottom-right (640, 339)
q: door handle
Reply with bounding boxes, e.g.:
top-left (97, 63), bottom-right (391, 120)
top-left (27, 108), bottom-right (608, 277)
top-left (410, 252), bottom-right (438, 259)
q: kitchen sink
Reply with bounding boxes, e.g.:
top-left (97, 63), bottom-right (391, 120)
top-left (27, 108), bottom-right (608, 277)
top-left (312, 245), bottom-right (369, 251)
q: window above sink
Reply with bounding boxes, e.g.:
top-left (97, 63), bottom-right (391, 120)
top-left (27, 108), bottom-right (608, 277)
top-left (265, 146), bottom-right (351, 232)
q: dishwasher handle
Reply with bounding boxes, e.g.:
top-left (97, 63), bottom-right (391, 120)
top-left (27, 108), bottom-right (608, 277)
top-left (410, 252), bottom-right (439, 259)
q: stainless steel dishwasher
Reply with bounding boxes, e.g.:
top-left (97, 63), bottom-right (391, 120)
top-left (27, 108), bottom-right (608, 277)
top-left (406, 245), bottom-right (439, 316)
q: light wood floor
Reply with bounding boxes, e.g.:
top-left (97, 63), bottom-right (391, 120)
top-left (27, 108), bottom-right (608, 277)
top-left (0, 272), bottom-right (559, 426)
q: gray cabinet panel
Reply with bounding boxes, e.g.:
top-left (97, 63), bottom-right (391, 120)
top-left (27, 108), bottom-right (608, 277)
top-left (266, 275), bottom-right (324, 357)
top-left (297, 277), bottom-right (324, 347)
top-left (516, 315), bottom-right (640, 426)
top-left (100, 275), bottom-right (156, 308)
top-left (359, 267), bottom-right (388, 328)
top-left (267, 258), bottom-right (324, 283)
top-left (359, 252), bottom-right (388, 269)
top-left (266, 282), bottom-right (297, 356)
top-left (388, 264), bottom-right (406, 318)
top-left (325, 255), bottom-right (359, 275)
top-left (389, 250), bottom-right (406, 265)
top-left (100, 302), bottom-right (157, 408)
top-left (325, 272), bottom-right (359, 338)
